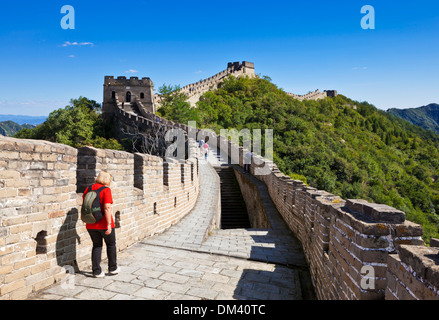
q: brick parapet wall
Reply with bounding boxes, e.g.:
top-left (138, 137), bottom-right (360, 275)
top-left (152, 61), bottom-right (256, 107)
top-left (0, 135), bottom-right (200, 300)
top-left (209, 134), bottom-right (439, 300)
top-left (386, 245), bottom-right (439, 300)
top-left (178, 61), bottom-right (256, 100)
top-left (5, 106), bottom-right (436, 300)
top-left (105, 115), bottom-right (438, 300)
top-left (287, 89), bottom-right (329, 101)
top-left (109, 92), bottom-right (438, 300)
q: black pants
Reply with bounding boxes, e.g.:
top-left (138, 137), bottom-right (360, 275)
top-left (87, 229), bottom-right (118, 275)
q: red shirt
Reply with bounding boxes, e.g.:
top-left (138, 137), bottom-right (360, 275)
top-left (82, 183), bottom-right (115, 230)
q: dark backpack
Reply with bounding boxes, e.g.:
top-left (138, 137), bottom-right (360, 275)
top-left (81, 185), bottom-right (107, 224)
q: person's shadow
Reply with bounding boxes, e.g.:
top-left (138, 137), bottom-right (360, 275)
top-left (56, 208), bottom-right (81, 273)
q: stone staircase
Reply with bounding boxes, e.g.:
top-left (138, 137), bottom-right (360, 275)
top-left (215, 166), bottom-right (251, 229)
top-left (119, 102), bottom-right (141, 115)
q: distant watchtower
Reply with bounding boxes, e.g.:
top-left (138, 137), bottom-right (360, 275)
top-left (103, 76), bottom-right (155, 117)
top-left (227, 61), bottom-right (255, 76)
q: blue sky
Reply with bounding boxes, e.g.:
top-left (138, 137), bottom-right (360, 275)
top-left (0, 0), bottom-right (438, 116)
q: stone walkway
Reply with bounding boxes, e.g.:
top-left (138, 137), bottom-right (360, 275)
top-left (28, 149), bottom-right (312, 300)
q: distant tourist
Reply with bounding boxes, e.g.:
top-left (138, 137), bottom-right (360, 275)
top-left (82, 171), bottom-right (120, 278)
top-left (244, 151), bottom-right (253, 173)
top-left (203, 142), bottom-right (209, 160)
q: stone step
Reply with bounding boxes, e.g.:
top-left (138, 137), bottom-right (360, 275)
top-left (214, 166), bottom-right (251, 229)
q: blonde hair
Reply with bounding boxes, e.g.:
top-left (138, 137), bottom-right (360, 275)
top-left (95, 171), bottom-right (112, 186)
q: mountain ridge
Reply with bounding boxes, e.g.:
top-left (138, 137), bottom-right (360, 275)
top-left (0, 114), bottom-right (47, 126)
top-left (387, 103), bottom-right (439, 134)
top-left (157, 75), bottom-right (439, 242)
top-left (0, 120), bottom-right (36, 137)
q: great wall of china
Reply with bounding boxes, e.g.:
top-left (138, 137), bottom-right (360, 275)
top-left (0, 61), bottom-right (438, 300)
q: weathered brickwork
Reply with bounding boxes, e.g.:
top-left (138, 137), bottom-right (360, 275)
top-left (0, 136), bottom-right (200, 300)
top-left (102, 60), bottom-right (439, 300)
top-left (0, 138), bottom-right (78, 299)
top-left (287, 89), bottom-right (338, 101)
top-left (103, 76), bottom-right (155, 117)
top-left (2, 56), bottom-right (439, 300)
top-left (177, 61), bottom-right (256, 107)
top-left (211, 135), bottom-right (439, 300)
top-left (386, 245), bottom-right (439, 300)
top-left (3, 125), bottom-right (438, 300)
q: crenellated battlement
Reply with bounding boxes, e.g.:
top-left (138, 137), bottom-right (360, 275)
top-left (0, 135), bottom-right (202, 299)
top-left (193, 127), bottom-right (439, 300)
top-left (2, 111), bottom-right (439, 300)
top-left (287, 89), bottom-right (338, 101)
top-left (175, 61), bottom-right (256, 107)
top-left (104, 76), bottom-right (153, 87)
top-left (103, 75), bottom-right (155, 117)
top-left (1, 62), bottom-right (437, 300)
top-left (175, 62), bottom-right (336, 105)
top-left (102, 62), bottom-right (439, 299)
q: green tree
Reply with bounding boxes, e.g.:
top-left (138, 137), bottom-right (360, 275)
top-left (156, 84), bottom-right (199, 124)
top-left (155, 75), bottom-right (439, 243)
top-left (15, 97), bottom-right (123, 150)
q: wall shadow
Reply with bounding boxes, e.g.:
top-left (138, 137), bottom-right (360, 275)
top-left (248, 231), bottom-right (307, 266)
top-left (233, 266), bottom-right (315, 300)
top-left (55, 208), bottom-right (81, 272)
top-left (236, 231), bottom-right (316, 300)
top-left (76, 147), bottom-right (97, 193)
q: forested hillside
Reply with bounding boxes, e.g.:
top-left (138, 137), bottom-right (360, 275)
top-left (14, 78), bottom-right (439, 242)
top-left (158, 76), bottom-right (439, 242)
top-left (388, 103), bottom-right (439, 134)
top-left (0, 121), bottom-right (35, 137)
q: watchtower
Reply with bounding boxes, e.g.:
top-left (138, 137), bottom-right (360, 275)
top-left (103, 76), bottom-right (155, 117)
top-left (227, 61), bottom-right (255, 76)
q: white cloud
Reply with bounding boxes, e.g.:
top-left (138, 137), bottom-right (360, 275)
top-left (68, 55), bottom-right (76, 58)
top-left (125, 69), bottom-right (139, 74)
top-left (194, 70), bottom-right (204, 74)
top-left (60, 41), bottom-right (94, 47)
top-left (352, 66), bottom-right (368, 70)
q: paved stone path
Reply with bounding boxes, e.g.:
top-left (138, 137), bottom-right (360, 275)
top-left (28, 149), bottom-right (312, 300)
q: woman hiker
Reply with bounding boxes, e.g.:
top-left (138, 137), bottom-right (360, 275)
top-left (82, 171), bottom-right (120, 278)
